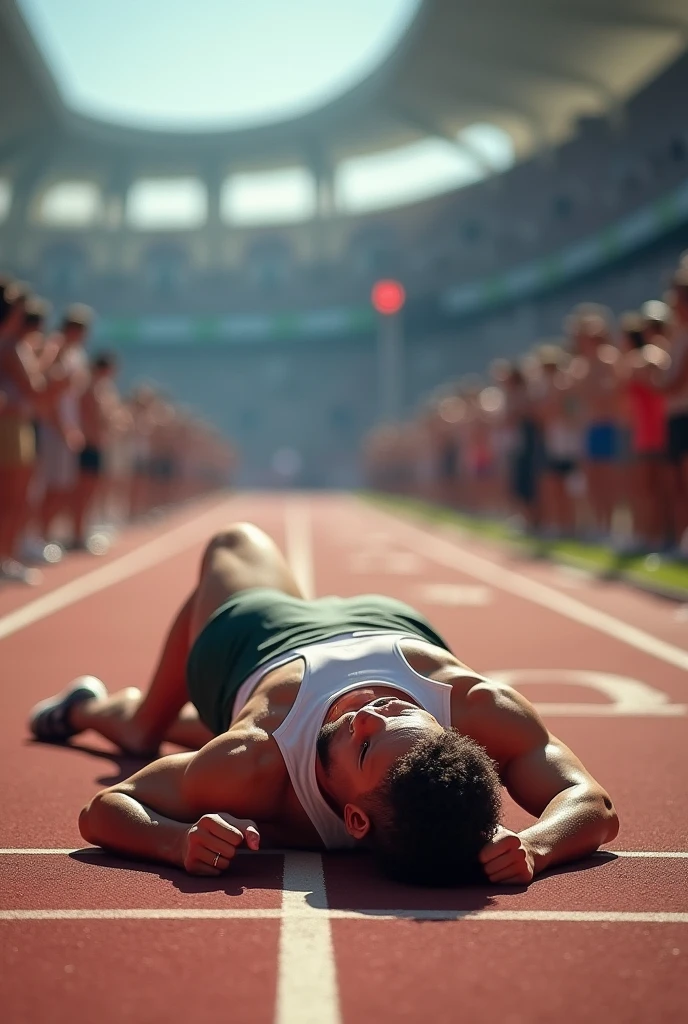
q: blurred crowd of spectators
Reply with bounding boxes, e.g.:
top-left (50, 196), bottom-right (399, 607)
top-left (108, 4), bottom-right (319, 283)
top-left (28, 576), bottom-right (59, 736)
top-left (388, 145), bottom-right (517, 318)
top-left (364, 257), bottom-right (688, 561)
top-left (0, 274), bottom-right (236, 586)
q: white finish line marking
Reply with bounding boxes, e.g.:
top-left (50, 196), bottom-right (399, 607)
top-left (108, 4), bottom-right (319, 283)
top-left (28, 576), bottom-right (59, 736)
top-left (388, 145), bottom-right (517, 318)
top-left (0, 501), bottom-right (235, 641)
top-left (366, 502), bottom-right (688, 673)
top-left (277, 853), bottom-right (340, 1024)
top-left (284, 500), bottom-right (315, 600)
top-left (0, 909), bottom-right (686, 924)
top-left (1, 848), bottom-right (686, 857)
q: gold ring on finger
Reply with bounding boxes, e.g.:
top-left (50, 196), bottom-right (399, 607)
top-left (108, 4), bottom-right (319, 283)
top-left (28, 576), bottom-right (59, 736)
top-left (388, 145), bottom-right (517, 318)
top-left (213, 852), bottom-right (221, 869)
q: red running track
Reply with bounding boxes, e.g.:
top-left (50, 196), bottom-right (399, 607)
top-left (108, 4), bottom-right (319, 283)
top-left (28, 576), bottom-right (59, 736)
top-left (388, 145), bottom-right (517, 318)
top-left (0, 492), bottom-right (686, 1024)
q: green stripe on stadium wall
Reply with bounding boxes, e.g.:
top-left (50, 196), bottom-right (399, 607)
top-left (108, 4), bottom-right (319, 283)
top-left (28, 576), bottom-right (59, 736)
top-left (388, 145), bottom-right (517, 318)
top-left (95, 305), bottom-right (376, 346)
top-left (442, 176), bottom-right (688, 315)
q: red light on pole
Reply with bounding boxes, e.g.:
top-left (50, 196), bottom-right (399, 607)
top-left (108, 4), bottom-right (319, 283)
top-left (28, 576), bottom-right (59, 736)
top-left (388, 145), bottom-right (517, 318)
top-left (371, 279), bottom-right (406, 316)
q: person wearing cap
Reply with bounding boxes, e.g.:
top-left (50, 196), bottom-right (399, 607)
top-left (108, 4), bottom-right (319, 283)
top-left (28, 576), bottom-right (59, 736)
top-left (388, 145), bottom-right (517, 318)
top-left (71, 352), bottom-right (123, 549)
top-left (37, 305), bottom-right (92, 547)
top-left (661, 272), bottom-right (688, 554)
top-left (502, 361), bottom-right (542, 531)
top-left (567, 309), bottom-right (622, 541)
top-left (617, 312), bottom-right (671, 552)
top-left (533, 343), bottom-right (580, 538)
top-left (0, 281), bottom-right (46, 584)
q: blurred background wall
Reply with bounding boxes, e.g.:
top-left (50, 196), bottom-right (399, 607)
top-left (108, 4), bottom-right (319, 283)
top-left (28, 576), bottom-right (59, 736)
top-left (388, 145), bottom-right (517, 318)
top-left (2, 0), bottom-right (688, 486)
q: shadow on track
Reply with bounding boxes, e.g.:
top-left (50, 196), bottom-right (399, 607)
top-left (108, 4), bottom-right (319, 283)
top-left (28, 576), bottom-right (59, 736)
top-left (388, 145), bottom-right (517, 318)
top-left (539, 851), bottom-right (619, 878)
top-left (67, 847), bottom-right (285, 898)
top-left (315, 850), bottom-right (620, 917)
top-left (24, 737), bottom-right (164, 786)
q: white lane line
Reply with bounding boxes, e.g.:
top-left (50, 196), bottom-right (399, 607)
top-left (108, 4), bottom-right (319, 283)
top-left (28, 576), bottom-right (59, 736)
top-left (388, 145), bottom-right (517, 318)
top-left (0, 909), bottom-right (686, 924)
top-left (0, 501), bottom-right (234, 641)
top-left (1, 848), bottom-right (686, 858)
top-left (367, 503), bottom-right (688, 673)
top-left (284, 499), bottom-right (315, 600)
top-left (0, 849), bottom-right (82, 855)
top-left (276, 852), bottom-right (340, 1024)
top-left (0, 847), bottom-right (302, 857)
top-left (0, 909), bottom-right (282, 920)
top-left (613, 851), bottom-right (688, 858)
top-left (338, 910), bottom-right (688, 923)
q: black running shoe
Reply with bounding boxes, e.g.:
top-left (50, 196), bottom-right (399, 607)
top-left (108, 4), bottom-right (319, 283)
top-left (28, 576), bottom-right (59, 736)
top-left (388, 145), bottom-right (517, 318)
top-left (29, 676), bottom-right (107, 743)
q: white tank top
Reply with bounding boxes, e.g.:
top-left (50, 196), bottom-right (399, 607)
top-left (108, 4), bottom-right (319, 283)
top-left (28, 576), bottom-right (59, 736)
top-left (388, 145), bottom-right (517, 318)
top-left (230, 631), bottom-right (453, 850)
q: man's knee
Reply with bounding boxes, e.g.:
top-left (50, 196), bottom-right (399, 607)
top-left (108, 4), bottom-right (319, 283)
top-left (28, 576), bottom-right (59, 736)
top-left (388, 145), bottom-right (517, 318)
top-left (199, 522), bottom-right (267, 575)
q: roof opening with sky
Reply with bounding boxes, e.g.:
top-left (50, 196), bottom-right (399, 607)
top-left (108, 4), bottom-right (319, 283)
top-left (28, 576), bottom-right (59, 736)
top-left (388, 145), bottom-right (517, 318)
top-left (17, 0), bottom-right (515, 222)
top-left (19, 0), bottom-right (422, 130)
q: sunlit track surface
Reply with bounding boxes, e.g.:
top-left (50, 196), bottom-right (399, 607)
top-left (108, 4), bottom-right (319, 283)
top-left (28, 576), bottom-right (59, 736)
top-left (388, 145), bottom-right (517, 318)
top-left (1, 492), bottom-right (686, 1024)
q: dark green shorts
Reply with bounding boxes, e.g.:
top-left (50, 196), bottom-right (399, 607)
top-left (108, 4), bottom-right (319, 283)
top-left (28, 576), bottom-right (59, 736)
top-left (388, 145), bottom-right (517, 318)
top-left (186, 587), bottom-right (451, 735)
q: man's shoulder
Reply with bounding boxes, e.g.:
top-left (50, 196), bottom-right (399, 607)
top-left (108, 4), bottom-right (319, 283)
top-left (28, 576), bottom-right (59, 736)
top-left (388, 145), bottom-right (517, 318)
top-left (183, 728), bottom-right (290, 820)
top-left (191, 729), bottom-right (324, 847)
top-left (456, 681), bottom-right (549, 768)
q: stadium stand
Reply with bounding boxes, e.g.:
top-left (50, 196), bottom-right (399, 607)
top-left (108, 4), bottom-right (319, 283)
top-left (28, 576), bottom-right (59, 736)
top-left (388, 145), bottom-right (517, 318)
top-left (1, 0), bottom-right (688, 564)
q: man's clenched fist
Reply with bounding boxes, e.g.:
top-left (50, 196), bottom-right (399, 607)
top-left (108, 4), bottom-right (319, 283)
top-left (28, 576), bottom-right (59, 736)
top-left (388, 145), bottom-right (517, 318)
top-left (182, 813), bottom-right (260, 875)
top-left (479, 826), bottom-right (535, 885)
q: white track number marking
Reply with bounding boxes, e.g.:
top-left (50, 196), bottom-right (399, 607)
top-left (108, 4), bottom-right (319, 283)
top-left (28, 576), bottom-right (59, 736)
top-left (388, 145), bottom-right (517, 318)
top-left (349, 551), bottom-right (424, 575)
top-left (488, 670), bottom-right (687, 717)
top-left (416, 583), bottom-right (492, 606)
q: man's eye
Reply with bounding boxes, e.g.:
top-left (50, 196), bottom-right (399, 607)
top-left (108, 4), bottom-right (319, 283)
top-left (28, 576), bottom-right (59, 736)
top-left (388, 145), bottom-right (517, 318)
top-left (359, 741), bottom-right (369, 768)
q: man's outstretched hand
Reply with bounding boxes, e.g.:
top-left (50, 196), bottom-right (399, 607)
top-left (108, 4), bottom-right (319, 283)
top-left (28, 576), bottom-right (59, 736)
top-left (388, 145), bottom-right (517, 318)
top-left (479, 827), bottom-right (535, 885)
top-left (182, 813), bottom-right (261, 875)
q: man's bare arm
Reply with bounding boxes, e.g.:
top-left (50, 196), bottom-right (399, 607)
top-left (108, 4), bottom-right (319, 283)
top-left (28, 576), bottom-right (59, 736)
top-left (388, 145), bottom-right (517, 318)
top-left (465, 686), bottom-right (618, 882)
top-left (502, 732), bottom-right (619, 877)
top-left (80, 752), bottom-right (199, 867)
top-left (79, 733), bottom-right (280, 871)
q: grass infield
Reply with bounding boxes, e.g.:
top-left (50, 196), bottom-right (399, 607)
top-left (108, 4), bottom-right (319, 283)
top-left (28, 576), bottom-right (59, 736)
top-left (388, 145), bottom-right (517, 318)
top-left (363, 493), bottom-right (688, 601)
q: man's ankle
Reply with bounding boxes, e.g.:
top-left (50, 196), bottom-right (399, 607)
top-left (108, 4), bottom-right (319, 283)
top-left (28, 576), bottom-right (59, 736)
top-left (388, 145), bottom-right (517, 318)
top-left (68, 698), bottom-right (99, 733)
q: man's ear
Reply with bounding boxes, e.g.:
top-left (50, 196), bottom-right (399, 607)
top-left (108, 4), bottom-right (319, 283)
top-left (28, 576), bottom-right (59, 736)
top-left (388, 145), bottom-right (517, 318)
top-left (344, 802), bottom-right (371, 841)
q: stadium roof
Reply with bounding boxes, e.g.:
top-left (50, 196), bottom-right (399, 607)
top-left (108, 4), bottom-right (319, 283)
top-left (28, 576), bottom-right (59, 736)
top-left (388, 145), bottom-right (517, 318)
top-left (2, 0), bottom-right (688, 176)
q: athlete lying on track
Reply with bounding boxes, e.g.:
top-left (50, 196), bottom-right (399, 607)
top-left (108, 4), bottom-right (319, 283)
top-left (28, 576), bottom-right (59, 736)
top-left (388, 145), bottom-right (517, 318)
top-left (29, 522), bottom-right (619, 886)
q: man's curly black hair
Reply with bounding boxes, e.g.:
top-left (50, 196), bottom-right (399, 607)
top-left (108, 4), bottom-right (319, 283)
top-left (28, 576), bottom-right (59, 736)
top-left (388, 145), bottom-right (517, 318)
top-left (362, 729), bottom-right (501, 886)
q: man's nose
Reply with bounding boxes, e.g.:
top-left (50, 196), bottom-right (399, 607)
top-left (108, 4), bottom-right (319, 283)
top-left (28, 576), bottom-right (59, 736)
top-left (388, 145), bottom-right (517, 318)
top-left (353, 708), bottom-right (386, 738)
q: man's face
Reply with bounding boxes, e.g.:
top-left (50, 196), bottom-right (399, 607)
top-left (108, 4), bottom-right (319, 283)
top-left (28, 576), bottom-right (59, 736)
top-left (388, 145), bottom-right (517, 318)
top-left (316, 691), bottom-right (443, 838)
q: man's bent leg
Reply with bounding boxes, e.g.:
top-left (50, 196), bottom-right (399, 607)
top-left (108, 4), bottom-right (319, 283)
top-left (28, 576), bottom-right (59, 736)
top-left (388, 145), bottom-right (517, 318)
top-left (69, 590), bottom-right (196, 753)
top-left (189, 521), bottom-right (304, 639)
top-left (65, 522), bottom-right (303, 752)
top-left (165, 702), bottom-right (214, 749)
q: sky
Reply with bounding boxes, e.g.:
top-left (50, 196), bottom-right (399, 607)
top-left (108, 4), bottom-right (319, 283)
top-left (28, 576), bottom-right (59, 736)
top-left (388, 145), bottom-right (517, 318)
top-left (20, 0), bottom-right (421, 129)
top-left (15, 0), bottom-right (514, 222)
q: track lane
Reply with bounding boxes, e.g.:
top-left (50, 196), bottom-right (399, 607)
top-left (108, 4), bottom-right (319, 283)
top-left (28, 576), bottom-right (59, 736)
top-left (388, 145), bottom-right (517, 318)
top-left (2, 851), bottom-right (686, 914)
top-left (2, 492), bottom-right (687, 1024)
top-left (333, 920), bottom-right (685, 1024)
top-left (307, 493), bottom-right (687, 1022)
top-left (1, 920), bottom-right (280, 1024)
